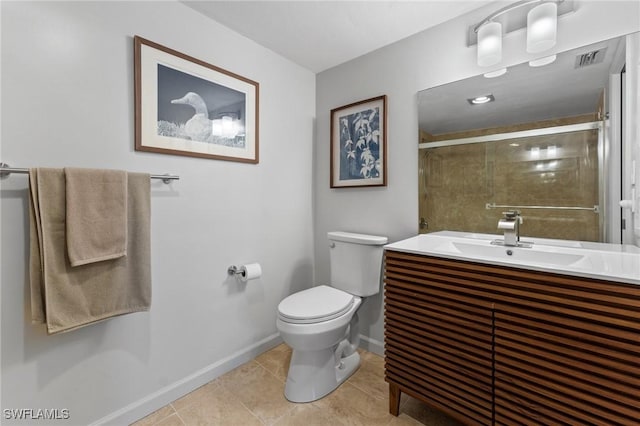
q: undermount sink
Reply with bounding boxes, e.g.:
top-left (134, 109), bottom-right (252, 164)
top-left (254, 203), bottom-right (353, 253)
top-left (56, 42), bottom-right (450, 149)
top-left (446, 241), bottom-right (585, 266)
top-left (384, 231), bottom-right (640, 285)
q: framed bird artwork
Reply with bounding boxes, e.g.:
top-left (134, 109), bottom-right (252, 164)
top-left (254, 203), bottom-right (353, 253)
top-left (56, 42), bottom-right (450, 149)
top-left (134, 36), bottom-right (259, 164)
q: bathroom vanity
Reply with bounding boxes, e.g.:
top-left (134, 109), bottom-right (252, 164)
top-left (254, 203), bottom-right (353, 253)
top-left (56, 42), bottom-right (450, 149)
top-left (383, 231), bottom-right (640, 426)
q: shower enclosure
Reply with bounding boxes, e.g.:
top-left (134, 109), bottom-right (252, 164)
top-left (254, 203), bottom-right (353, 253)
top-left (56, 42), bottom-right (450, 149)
top-left (418, 123), bottom-right (602, 241)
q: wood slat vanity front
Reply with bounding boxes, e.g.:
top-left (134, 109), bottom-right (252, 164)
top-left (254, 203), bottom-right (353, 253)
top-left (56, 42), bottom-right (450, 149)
top-left (384, 250), bottom-right (640, 426)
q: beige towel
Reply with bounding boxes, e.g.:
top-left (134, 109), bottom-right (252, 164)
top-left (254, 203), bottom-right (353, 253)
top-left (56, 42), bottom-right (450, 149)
top-left (29, 168), bottom-right (151, 334)
top-left (65, 168), bottom-right (128, 266)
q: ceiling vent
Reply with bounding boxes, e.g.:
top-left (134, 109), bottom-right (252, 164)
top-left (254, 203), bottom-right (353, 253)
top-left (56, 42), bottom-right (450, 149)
top-left (575, 48), bottom-right (607, 68)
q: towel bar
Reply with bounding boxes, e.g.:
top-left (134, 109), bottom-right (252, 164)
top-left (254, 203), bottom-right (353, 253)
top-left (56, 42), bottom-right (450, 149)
top-left (0, 163), bottom-right (179, 184)
top-left (485, 202), bottom-right (599, 213)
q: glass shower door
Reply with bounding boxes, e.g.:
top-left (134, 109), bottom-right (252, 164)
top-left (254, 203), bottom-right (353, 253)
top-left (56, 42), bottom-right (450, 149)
top-left (418, 127), bottom-right (601, 241)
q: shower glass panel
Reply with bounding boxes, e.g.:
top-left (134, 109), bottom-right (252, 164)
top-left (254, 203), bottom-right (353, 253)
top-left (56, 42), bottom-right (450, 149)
top-left (418, 128), bottom-right (600, 241)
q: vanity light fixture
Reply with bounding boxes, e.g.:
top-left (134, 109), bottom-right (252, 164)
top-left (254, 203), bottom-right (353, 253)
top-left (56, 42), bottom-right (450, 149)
top-left (527, 2), bottom-right (558, 53)
top-left (529, 54), bottom-right (557, 67)
top-left (477, 21), bottom-right (502, 67)
top-left (530, 146), bottom-right (541, 158)
top-left (467, 94), bottom-right (495, 105)
top-left (484, 68), bottom-right (508, 78)
top-left (473, 0), bottom-right (564, 68)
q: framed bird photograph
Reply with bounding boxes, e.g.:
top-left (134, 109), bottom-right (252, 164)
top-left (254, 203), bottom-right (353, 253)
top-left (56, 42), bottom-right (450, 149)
top-left (134, 36), bottom-right (259, 163)
top-left (330, 95), bottom-right (387, 188)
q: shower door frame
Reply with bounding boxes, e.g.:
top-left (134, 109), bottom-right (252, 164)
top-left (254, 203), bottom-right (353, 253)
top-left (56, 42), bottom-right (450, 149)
top-left (418, 121), bottom-right (608, 242)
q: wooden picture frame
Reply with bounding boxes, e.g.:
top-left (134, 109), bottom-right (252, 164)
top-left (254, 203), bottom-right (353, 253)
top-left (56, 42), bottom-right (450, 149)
top-left (134, 36), bottom-right (259, 163)
top-left (330, 95), bottom-right (387, 187)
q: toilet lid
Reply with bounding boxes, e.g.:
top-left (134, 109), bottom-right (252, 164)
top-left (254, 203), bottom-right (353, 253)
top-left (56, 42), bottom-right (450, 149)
top-left (278, 285), bottom-right (355, 324)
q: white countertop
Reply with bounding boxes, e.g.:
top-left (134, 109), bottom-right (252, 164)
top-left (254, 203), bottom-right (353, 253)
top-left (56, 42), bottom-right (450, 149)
top-left (385, 231), bottom-right (640, 286)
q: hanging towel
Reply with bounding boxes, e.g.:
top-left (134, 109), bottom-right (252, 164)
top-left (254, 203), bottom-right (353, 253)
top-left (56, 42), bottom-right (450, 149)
top-left (65, 167), bottom-right (128, 266)
top-left (29, 168), bottom-right (152, 334)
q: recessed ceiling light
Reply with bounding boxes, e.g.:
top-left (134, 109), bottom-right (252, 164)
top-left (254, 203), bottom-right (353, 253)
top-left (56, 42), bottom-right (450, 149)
top-left (467, 94), bottom-right (495, 105)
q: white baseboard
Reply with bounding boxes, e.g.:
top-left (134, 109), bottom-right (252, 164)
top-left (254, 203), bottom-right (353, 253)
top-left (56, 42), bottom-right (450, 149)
top-left (92, 333), bottom-right (283, 426)
top-left (358, 334), bottom-right (384, 357)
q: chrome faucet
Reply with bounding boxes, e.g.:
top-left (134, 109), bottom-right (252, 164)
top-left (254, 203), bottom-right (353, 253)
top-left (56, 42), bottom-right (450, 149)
top-left (497, 210), bottom-right (522, 247)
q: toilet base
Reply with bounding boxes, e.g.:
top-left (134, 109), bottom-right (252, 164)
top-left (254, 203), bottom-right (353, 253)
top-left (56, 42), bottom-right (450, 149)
top-left (284, 347), bottom-right (360, 403)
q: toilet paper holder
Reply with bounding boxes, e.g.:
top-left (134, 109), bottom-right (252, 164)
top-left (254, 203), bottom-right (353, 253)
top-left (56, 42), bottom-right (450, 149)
top-left (227, 263), bottom-right (262, 282)
top-left (227, 265), bottom-right (244, 277)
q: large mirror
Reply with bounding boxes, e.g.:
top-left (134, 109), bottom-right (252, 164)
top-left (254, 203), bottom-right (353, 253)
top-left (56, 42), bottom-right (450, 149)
top-left (418, 33), bottom-right (635, 244)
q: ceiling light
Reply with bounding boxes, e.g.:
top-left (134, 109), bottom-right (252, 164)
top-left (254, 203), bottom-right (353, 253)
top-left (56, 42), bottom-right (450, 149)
top-left (527, 2), bottom-right (558, 53)
top-left (484, 68), bottom-right (507, 78)
top-left (529, 54), bottom-right (557, 67)
top-left (477, 21), bottom-right (502, 67)
top-left (468, 94), bottom-right (495, 105)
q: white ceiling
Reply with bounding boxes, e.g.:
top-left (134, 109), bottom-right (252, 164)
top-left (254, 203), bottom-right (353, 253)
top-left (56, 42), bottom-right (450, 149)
top-left (183, 1), bottom-right (493, 73)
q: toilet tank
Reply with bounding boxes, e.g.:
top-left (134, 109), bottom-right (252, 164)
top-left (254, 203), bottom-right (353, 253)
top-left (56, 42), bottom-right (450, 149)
top-left (328, 231), bottom-right (388, 297)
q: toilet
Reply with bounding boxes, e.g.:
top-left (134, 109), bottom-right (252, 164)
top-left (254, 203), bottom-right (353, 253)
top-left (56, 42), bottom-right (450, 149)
top-left (276, 231), bottom-right (388, 403)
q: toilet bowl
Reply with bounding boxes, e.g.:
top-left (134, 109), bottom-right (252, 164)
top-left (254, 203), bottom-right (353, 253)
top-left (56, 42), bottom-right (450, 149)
top-left (276, 231), bottom-right (388, 403)
top-left (277, 285), bottom-right (362, 402)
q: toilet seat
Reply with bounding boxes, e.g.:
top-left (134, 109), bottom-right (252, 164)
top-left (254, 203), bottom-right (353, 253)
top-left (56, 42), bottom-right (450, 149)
top-left (278, 285), bottom-right (355, 324)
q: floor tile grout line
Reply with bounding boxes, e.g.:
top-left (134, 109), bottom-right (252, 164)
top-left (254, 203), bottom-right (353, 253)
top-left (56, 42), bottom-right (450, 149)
top-left (265, 404), bottom-right (298, 426)
top-left (254, 351), bottom-right (286, 383)
top-left (346, 380), bottom-right (387, 402)
top-left (172, 410), bottom-right (187, 426)
top-left (253, 356), bottom-right (288, 385)
top-left (165, 382), bottom-right (217, 418)
top-left (244, 351), bottom-right (306, 426)
top-left (138, 404), bottom-right (177, 426)
top-left (238, 394), bottom-right (268, 426)
top-left (217, 376), bottom-right (277, 426)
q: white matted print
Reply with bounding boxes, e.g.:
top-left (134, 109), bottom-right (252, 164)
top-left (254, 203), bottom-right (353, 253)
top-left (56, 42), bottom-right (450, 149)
top-left (135, 36), bottom-right (259, 163)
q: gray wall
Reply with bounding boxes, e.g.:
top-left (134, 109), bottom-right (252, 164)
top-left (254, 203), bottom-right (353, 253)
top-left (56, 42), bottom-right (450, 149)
top-left (314, 1), bottom-right (640, 351)
top-left (0, 1), bottom-right (315, 424)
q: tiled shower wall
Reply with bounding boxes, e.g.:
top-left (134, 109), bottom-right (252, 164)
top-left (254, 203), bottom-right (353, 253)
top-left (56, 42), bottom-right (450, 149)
top-left (419, 129), bottom-right (600, 241)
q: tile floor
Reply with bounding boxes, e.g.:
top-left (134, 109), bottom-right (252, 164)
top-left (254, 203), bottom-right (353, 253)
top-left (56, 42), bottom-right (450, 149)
top-left (131, 344), bottom-right (462, 426)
